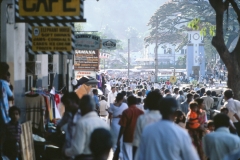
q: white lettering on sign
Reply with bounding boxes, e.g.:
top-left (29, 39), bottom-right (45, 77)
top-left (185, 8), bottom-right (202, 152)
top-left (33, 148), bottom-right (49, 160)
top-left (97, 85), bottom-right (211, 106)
top-left (75, 50), bottom-right (96, 54)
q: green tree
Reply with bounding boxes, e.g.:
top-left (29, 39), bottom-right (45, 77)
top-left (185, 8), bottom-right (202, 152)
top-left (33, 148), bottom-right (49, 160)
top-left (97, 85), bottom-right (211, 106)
top-left (146, 1), bottom-right (239, 51)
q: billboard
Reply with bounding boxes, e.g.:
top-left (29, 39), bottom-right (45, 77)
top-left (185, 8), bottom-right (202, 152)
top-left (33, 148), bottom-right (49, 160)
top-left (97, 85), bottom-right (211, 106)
top-left (28, 23), bottom-right (75, 54)
top-left (75, 34), bottom-right (101, 50)
top-left (74, 50), bottom-right (99, 71)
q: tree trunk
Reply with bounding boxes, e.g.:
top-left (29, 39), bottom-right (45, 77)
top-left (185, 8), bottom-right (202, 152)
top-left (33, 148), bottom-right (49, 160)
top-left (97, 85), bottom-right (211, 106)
top-left (208, 0), bottom-right (240, 100)
top-left (227, 56), bottom-right (240, 100)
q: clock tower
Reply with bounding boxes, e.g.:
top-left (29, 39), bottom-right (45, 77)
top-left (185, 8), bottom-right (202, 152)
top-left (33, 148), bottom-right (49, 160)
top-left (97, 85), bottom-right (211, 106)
top-left (186, 31), bottom-right (205, 79)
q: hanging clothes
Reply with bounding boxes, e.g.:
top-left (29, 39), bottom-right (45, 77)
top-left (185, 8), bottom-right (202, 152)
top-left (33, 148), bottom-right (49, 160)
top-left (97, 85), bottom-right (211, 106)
top-left (25, 94), bottom-right (46, 132)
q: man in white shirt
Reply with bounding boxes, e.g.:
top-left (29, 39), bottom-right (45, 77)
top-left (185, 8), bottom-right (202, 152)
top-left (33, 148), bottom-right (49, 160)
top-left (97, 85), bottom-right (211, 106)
top-left (172, 88), bottom-right (179, 99)
top-left (107, 87), bottom-right (117, 106)
top-left (202, 90), bottom-right (214, 119)
top-left (65, 95), bottom-right (109, 159)
top-left (133, 91), bottom-right (162, 158)
top-left (223, 89), bottom-right (240, 135)
top-left (203, 114), bottom-right (240, 160)
top-left (99, 96), bottom-right (109, 122)
top-left (135, 98), bottom-right (199, 160)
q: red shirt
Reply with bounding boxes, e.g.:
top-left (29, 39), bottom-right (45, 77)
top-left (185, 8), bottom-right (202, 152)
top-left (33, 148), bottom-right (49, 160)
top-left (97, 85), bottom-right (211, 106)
top-left (119, 105), bottom-right (144, 143)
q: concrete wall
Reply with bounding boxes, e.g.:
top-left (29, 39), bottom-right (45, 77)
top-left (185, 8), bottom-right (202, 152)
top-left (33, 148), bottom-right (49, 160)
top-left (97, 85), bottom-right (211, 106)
top-left (1, 0), bottom-right (26, 122)
top-left (36, 55), bottom-right (48, 88)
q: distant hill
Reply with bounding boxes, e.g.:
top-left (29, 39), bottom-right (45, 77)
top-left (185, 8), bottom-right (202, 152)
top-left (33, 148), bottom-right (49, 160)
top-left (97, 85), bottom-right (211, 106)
top-left (83, 0), bottom-right (168, 40)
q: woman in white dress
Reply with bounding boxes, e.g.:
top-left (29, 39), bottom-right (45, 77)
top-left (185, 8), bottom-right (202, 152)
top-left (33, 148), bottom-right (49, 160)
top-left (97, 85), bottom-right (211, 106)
top-left (108, 93), bottom-right (128, 158)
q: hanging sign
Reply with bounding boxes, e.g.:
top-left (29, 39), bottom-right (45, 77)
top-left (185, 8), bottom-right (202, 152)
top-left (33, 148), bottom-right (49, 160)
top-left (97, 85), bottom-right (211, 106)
top-left (101, 39), bottom-right (117, 50)
top-left (15, 0), bottom-right (86, 22)
top-left (75, 34), bottom-right (101, 50)
top-left (74, 50), bottom-right (99, 71)
top-left (28, 23), bottom-right (75, 54)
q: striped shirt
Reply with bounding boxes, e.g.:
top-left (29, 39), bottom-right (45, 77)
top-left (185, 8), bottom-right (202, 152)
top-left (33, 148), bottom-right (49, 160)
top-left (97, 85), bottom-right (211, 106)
top-left (4, 121), bottom-right (22, 155)
top-left (25, 95), bottom-right (46, 129)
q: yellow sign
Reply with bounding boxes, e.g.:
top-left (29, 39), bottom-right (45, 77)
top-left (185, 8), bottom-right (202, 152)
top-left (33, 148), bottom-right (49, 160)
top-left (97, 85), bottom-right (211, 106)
top-left (32, 26), bottom-right (72, 52)
top-left (169, 76), bottom-right (177, 84)
top-left (19, 0), bottom-right (80, 16)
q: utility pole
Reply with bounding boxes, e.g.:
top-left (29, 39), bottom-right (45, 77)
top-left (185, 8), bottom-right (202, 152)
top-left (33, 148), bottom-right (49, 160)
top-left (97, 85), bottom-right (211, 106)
top-left (128, 39), bottom-right (130, 79)
top-left (155, 16), bottom-right (159, 82)
top-left (104, 58), bottom-right (105, 71)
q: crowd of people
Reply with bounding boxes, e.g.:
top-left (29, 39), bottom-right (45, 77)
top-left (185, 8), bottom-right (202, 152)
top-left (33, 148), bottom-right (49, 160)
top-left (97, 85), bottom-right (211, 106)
top-left (1, 61), bottom-right (240, 160)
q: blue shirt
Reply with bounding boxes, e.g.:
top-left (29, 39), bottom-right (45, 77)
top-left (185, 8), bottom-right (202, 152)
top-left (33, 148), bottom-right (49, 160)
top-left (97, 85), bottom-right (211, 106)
top-left (135, 120), bottom-right (200, 160)
top-left (0, 80), bottom-right (13, 125)
top-left (203, 127), bottom-right (240, 160)
top-left (93, 95), bottom-right (100, 108)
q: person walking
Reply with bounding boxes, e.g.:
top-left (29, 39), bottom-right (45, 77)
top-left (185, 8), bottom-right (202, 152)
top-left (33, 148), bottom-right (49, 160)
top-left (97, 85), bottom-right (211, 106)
top-left (180, 93), bottom-right (193, 115)
top-left (132, 91), bottom-right (162, 158)
top-left (176, 90), bottom-right (185, 108)
top-left (223, 89), bottom-right (240, 136)
top-left (117, 96), bottom-right (144, 160)
top-left (108, 87), bottom-right (117, 107)
top-left (0, 63), bottom-right (13, 157)
top-left (108, 93), bottom-right (128, 159)
top-left (203, 114), bottom-right (240, 160)
top-left (92, 89), bottom-right (100, 113)
top-left (99, 96), bottom-right (109, 122)
top-left (135, 98), bottom-right (200, 160)
top-left (89, 128), bottom-right (113, 160)
top-left (202, 90), bottom-right (214, 119)
top-left (65, 95), bottom-right (109, 159)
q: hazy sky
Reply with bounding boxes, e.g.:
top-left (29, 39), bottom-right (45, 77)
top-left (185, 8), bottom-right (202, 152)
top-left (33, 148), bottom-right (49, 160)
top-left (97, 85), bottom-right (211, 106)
top-left (83, 0), bottom-right (168, 38)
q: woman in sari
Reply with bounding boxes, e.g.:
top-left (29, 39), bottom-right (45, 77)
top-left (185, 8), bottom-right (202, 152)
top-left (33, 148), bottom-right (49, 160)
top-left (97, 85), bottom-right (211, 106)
top-left (108, 93), bottom-right (128, 160)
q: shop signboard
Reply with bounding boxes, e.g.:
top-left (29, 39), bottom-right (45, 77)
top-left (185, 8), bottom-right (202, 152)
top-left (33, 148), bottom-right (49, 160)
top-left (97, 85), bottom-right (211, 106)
top-left (15, 0), bottom-right (86, 22)
top-left (28, 23), bottom-right (75, 54)
top-left (101, 39), bottom-right (117, 50)
top-left (74, 71), bottom-right (96, 80)
top-left (74, 50), bottom-right (99, 71)
top-left (75, 34), bottom-right (100, 50)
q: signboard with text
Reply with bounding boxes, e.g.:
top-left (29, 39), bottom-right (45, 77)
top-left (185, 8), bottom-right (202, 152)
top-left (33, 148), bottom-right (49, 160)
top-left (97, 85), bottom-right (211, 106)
top-left (74, 50), bottom-right (100, 71)
top-left (74, 71), bottom-right (96, 80)
top-left (101, 39), bottom-right (117, 50)
top-left (75, 34), bottom-right (100, 50)
top-left (28, 23), bottom-right (75, 54)
top-left (15, 0), bottom-right (86, 22)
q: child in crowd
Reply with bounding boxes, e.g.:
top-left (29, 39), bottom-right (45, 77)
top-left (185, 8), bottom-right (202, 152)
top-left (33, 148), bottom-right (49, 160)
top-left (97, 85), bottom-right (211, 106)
top-left (3, 106), bottom-right (22, 160)
top-left (175, 110), bottom-right (186, 129)
top-left (186, 102), bottom-right (204, 159)
top-left (206, 120), bottom-right (214, 134)
top-left (187, 102), bottom-right (201, 130)
top-left (220, 107), bottom-right (237, 135)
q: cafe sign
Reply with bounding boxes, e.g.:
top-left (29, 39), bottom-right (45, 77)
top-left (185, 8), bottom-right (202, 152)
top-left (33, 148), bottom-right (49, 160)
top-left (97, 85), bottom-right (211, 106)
top-left (15, 0), bottom-right (86, 22)
top-left (75, 34), bottom-right (101, 50)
